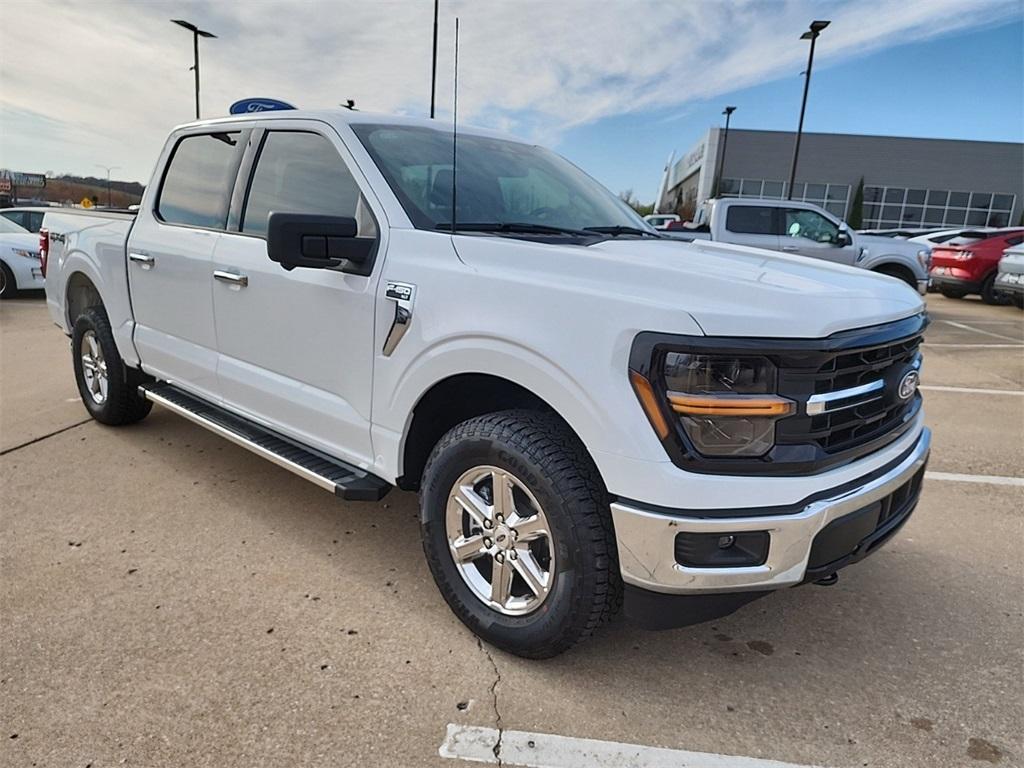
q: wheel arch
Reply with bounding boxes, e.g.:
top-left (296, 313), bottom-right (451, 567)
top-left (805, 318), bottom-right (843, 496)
top-left (871, 260), bottom-right (917, 288)
top-left (66, 270), bottom-right (104, 327)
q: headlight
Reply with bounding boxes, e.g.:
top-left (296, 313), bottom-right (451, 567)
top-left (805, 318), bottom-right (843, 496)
top-left (11, 248), bottom-right (40, 261)
top-left (631, 353), bottom-right (793, 457)
top-left (917, 249), bottom-right (931, 270)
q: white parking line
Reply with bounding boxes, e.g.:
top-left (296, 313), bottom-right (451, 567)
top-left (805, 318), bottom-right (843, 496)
top-left (439, 724), bottom-right (825, 768)
top-left (926, 472), bottom-right (1024, 487)
top-left (940, 319), bottom-right (1022, 343)
top-left (921, 385), bottom-right (1024, 396)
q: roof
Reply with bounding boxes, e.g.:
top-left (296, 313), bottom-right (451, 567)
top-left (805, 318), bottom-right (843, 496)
top-left (172, 108), bottom-right (527, 144)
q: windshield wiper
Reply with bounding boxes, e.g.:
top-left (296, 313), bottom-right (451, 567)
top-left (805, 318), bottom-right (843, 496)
top-left (583, 225), bottom-right (663, 239)
top-left (436, 221), bottom-right (601, 238)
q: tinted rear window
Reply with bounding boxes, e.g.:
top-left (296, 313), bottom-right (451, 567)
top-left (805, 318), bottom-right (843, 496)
top-left (725, 205), bottom-right (775, 235)
top-left (157, 132), bottom-right (242, 229)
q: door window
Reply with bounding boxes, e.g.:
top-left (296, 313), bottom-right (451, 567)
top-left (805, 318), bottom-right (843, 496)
top-left (157, 132), bottom-right (243, 229)
top-left (783, 209), bottom-right (840, 244)
top-left (724, 205), bottom-right (775, 235)
top-left (241, 131), bottom-right (377, 239)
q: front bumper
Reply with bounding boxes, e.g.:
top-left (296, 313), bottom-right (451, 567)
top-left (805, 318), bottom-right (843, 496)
top-left (611, 427), bottom-right (930, 595)
top-left (995, 271), bottom-right (1024, 296)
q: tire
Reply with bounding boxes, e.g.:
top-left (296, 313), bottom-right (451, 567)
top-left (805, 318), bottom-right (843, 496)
top-left (875, 265), bottom-right (917, 291)
top-left (0, 262), bottom-right (16, 299)
top-left (420, 410), bottom-right (620, 658)
top-left (1013, 295), bottom-right (1024, 310)
top-left (980, 272), bottom-right (1010, 306)
top-left (72, 306), bottom-right (152, 425)
top-left (939, 287), bottom-right (967, 299)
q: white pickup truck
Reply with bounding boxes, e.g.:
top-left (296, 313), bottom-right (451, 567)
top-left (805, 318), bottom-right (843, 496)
top-left (42, 110), bottom-right (931, 658)
top-left (678, 197), bottom-right (931, 293)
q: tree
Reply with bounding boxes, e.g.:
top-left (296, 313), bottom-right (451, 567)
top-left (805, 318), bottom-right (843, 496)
top-left (848, 177), bottom-right (865, 229)
top-left (618, 189), bottom-right (655, 217)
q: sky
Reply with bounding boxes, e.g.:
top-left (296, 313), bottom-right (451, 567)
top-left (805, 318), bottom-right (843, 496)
top-left (1, 0), bottom-right (1021, 202)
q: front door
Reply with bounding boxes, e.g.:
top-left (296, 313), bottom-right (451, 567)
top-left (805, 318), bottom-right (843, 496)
top-left (780, 206), bottom-right (857, 266)
top-left (211, 127), bottom-right (382, 467)
top-left (128, 129), bottom-right (247, 401)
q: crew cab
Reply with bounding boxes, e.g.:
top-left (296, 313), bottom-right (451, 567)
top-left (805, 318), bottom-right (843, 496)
top-left (930, 229), bottom-right (1024, 304)
top-left (43, 110), bottom-right (931, 658)
top-left (680, 198), bottom-right (930, 293)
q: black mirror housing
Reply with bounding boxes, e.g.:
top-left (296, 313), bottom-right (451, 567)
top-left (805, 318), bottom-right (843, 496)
top-left (266, 213), bottom-right (375, 275)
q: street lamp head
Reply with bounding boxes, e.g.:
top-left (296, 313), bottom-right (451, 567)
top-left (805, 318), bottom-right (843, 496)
top-left (801, 19), bottom-right (830, 38)
top-left (723, 106), bottom-right (737, 116)
top-left (171, 18), bottom-right (216, 37)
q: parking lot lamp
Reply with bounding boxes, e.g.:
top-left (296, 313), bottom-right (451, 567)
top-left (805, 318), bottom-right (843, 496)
top-left (96, 165), bottom-right (120, 207)
top-left (787, 20), bottom-right (829, 200)
top-left (171, 19), bottom-right (217, 120)
top-left (713, 106), bottom-right (736, 198)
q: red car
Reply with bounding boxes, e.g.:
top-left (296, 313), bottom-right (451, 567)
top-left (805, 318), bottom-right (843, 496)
top-left (930, 229), bottom-right (1024, 304)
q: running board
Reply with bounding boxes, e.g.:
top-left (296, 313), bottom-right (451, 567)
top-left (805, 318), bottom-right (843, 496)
top-left (139, 382), bottom-right (390, 502)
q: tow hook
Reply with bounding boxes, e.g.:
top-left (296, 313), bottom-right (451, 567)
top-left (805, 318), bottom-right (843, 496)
top-left (814, 573), bottom-right (839, 587)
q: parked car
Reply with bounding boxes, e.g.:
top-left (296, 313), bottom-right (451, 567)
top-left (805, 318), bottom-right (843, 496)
top-left (643, 213), bottom-right (681, 230)
top-left (930, 229), bottom-right (1024, 304)
top-left (0, 206), bottom-right (52, 234)
top-left (995, 243), bottom-right (1024, 308)
top-left (859, 228), bottom-right (940, 239)
top-left (908, 227), bottom-right (995, 249)
top-left (682, 198), bottom-right (929, 291)
top-left (42, 110), bottom-right (930, 658)
top-left (0, 215), bottom-right (44, 298)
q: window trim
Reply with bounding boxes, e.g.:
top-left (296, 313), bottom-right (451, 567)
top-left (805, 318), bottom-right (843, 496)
top-left (153, 128), bottom-right (251, 233)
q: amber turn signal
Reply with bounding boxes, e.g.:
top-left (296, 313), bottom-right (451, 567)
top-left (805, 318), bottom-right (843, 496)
top-left (668, 393), bottom-right (793, 417)
top-left (629, 370), bottom-right (671, 439)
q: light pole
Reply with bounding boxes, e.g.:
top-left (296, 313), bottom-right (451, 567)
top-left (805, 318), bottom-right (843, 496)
top-left (96, 165), bottom-right (119, 207)
top-left (171, 19), bottom-right (217, 120)
top-left (787, 19), bottom-right (829, 200)
top-left (430, 0), bottom-right (439, 117)
top-left (713, 106), bottom-right (736, 198)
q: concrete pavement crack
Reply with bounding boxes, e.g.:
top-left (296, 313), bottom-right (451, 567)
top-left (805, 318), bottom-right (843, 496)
top-left (476, 637), bottom-right (504, 766)
top-left (0, 418), bottom-right (92, 456)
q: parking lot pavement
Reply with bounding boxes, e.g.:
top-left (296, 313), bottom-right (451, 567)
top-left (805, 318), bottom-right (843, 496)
top-left (2, 294), bottom-right (1022, 768)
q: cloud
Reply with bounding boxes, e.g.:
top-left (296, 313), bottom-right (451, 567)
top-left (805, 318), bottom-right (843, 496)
top-left (0, 0), bottom-right (1018, 182)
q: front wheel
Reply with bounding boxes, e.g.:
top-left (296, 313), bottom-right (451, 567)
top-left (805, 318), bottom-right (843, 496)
top-left (72, 306), bottom-right (152, 425)
top-left (0, 262), bottom-right (16, 299)
top-left (419, 410), bottom-right (620, 658)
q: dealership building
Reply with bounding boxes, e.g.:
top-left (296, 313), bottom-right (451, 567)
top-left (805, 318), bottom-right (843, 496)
top-left (656, 128), bottom-right (1024, 230)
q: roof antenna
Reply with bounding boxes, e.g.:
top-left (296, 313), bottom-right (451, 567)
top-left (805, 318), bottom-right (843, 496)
top-left (450, 17), bottom-right (459, 236)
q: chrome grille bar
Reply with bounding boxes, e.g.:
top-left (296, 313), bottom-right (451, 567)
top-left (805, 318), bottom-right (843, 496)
top-left (806, 379), bottom-right (885, 416)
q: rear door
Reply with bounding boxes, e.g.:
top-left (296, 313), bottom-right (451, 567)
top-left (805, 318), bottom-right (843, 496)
top-left (779, 205), bottom-right (857, 265)
top-left (210, 124), bottom-right (383, 467)
top-left (719, 204), bottom-right (780, 251)
top-left (128, 129), bottom-right (248, 400)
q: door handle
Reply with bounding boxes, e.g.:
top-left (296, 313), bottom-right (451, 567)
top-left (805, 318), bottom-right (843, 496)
top-left (129, 252), bottom-right (155, 268)
top-left (213, 270), bottom-right (249, 288)
top-left (781, 245), bottom-right (799, 252)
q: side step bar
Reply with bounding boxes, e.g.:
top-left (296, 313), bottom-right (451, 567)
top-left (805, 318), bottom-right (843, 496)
top-left (139, 382), bottom-right (390, 502)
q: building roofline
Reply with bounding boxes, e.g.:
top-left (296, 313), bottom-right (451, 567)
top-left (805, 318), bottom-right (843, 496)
top-left (709, 127), bottom-right (1022, 148)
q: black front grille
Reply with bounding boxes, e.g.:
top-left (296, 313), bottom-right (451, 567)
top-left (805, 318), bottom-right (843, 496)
top-left (778, 332), bottom-right (923, 454)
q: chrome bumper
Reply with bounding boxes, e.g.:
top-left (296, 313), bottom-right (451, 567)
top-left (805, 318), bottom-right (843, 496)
top-left (611, 428), bottom-right (931, 594)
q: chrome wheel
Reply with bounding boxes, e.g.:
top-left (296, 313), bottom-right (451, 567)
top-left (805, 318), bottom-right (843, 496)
top-left (80, 330), bottom-right (109, 404)
top-left (445, 465), bottom-right (556, 616)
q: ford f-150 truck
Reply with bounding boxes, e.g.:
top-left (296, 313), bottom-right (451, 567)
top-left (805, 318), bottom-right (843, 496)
top-left (678, 198), bottom-right (930, 293)
top-left (43, 110), bottom-right (930, 658)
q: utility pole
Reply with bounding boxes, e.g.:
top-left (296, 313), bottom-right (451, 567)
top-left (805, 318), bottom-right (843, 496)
top-left (713, 106), bottom-right (736, 198)
top-left (96, 165), bottom-right (119, 207)
top-left (171, 19), bottom-right (217, 120)
top-left (430, 0), bottom-right (439, 118)
top-left (787, 20), bottom-right (830, 199)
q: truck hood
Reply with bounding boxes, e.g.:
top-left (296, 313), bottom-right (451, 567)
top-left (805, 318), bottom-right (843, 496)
top-left (454, 235), bottom-right (924, 338)
top-left (857, 233), bottom-right (922, 256)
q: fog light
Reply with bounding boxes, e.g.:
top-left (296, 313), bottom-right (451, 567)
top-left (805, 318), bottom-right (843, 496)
top-left (717, 535), bottom-right (736, 549)
top-left (675, 531), bottom-right (769, 568)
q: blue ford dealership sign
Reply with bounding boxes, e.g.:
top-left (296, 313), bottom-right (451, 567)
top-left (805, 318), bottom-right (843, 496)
top-left (229, 98), bottom-right (297, 115)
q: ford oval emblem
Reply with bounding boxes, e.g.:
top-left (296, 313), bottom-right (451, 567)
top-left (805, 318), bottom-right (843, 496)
top-left (229, 98), bottom-right (296, 115)
top-left (897, 370), bottom-right (920, 401)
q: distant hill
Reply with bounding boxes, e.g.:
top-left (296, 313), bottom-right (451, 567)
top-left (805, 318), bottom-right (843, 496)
top-left (22, 175), bottom-right (145, 208)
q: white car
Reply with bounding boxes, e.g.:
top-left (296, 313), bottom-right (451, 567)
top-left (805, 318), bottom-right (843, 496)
top-left (908, 227), bottom-right (996, 249)
top-left (643, 213), bottom-right (681, 230)
top-left (995, 243), bottom-right (1024, 308)
top-left (42, 109), bottom-right (930, 657)
top-left (0, 215), bottom-right (43, 298)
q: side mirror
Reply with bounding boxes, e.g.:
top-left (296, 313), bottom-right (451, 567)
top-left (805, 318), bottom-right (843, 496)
top-left (267, 212), bottom-right (375, 276)
top-left (835, 228), bottom-right (852, 247)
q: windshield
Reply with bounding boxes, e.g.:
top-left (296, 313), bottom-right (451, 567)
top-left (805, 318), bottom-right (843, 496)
top-left (352, 124), bottom-right (648, 235)
top-left (0, 215), bottom-right (30, 234)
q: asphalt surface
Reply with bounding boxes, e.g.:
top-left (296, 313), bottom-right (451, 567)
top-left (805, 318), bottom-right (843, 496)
top-left (1, 292), bottom-right (1022, 768)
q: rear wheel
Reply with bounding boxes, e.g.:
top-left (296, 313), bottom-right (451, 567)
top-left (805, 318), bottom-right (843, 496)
top-left (980, 273), bottom-right (1010, 306)
top-left (72, 306), bottom-right (152, 425)
top-left (420, 410), bottom-right (620, 658)
top-left (0, 262), bottom-right (16, 299)
top-left (939, 287), bottom-right (967, 299)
